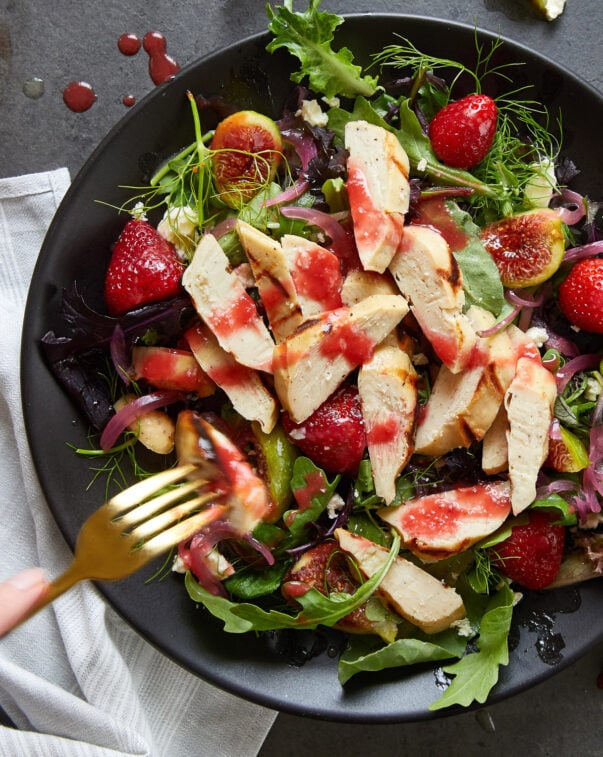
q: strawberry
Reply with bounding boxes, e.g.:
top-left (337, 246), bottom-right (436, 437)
top-left (557, 257), bottom-right (603, 334)
top-left (104, 219), bottom-right (185, 315)
top-left (281, 384), bottom-right (366, 476)
top-left (429, 93), bottom-right (498, 169)
top-left (490, 510), bottom-right (566, 590)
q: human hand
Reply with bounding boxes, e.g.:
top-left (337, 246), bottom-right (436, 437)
top-left (0, 568), bottom-right (49, 636)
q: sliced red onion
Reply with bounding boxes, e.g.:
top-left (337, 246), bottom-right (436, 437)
top-left (563, 239), bottom-right (603, 263)
top-left (109, 325), bottom-right (130, 385)
top-left (179, 520), bottom-right (274, 595)
top-left (263, 179), bottom-right (310, 207)
top-left (556, 353), bottom-right (601, 394)
top-left (209, 217), bottom-right (237, 240)
top-left (554, 188), bottom-right (586, 226)
top-left (544, 330), bottom-right (580, 358)
top-left (536, 478), bottom-right (578, 499)
top-left (100, 390), bottom-right (184, 450)
top-left (279, 205), bottom-right (357, 269)
top-left (505, 288), bottom-right (545, 309)
top-left (549, 418), bottom-right (562, 441)
top-left (280, 128), bottom-right (318, 171)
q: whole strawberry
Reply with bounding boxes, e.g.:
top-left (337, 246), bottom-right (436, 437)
top-left (429, 93), bottom-right (498, 169)
top-left (282, 384), bottom-right (366, 476)
top-left (490, 510), bottom-right (565, 590)
top-left (557, 257), bottom-right (603, 334)
top-left (104, 219), bottom-right (185, 316)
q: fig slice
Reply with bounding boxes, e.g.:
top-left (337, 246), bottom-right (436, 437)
top-left (210, 110), bottom-right (283, 208)
top-left (480, 208), bottom-right (565, 288)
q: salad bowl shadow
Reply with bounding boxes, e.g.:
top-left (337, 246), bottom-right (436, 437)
top-left (21, 14), bottom-right (603, 722)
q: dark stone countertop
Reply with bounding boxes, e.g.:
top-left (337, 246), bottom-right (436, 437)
top-left (1, 1), bottom-right (601, 755)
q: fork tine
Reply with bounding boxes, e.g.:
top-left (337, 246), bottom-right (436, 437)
top-left (107, 463), bottom-right (199, 514)
top-left (138, 504), bottom-right (229, 557)
top-left (114, 478), bottom-right (208, 527)
top-left (127, 492), bottom-right (217, 541)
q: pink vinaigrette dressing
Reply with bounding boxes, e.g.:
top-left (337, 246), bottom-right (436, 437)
top-left (319, 313), bottom-right (376, 365)
top-left (63, 30), bottom-right (180, 112)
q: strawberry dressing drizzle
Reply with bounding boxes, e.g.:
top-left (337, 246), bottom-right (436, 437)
top-left (62, 81), bottom-right (96, 112)
top-left (117, 33), bottom-right (141, 56)
top-left (142, 31), bottom-right (181, 85)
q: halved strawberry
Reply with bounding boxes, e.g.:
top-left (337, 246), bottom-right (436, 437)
top-left (281, 384), bottom-right (366, 476)
top-left (429, 94), bottom-right (498, 169)
top-left (490, 510), bottom-right (566, 590)
top-left (557, 257), bottom-right (603, 334)
top-left (104, 219), bottom-right (185, 315)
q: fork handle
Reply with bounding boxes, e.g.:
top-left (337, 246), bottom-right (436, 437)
top-left (13, 562), bottom-right (87, 630)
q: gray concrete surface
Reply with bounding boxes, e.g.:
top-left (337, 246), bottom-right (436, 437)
top-left (1, 0), bottom-right (602, 754)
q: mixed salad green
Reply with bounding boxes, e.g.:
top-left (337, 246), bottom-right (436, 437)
top-left (43, 1), bottom-right (602, 711)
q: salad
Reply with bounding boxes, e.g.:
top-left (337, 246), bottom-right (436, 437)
top-left (41, 1), bottom-right (603, 711)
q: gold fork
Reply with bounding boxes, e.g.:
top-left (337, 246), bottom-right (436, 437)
top-left (18, 463), bottom-right (224, 626)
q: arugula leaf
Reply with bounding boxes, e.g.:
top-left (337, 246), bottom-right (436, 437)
top-left (338, 628), bottom-right (468, 685)
top-left (184, 532), bottom-right (400, 632)
top-left (428, 581), bottom-right (514, 711)
top-left (266, 1), bottom-right (378, 99)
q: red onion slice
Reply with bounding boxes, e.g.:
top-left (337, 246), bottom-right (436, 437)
top-left (100, 390), bottom-right (184, 450)
top-left (563, 239), bottom-right (603, 263)
top-left (556, 353), bottom-right (601, 394)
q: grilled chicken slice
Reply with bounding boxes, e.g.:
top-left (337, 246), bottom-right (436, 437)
top-left (182, 233), bottom-right (275, 373)
top-left (358, 336), bottom-right (418, 503)
top-left (481, 404), bottom-right (509, 475)
top-left (340, 269), bottom-right (399, 306)
top-left (505, 350), bottom-right (557, 514)
top-left (335, 529), bottom-right (466, 634)
top-left (235, 220), bottom-right (303, 342)
top-left (345, 120), bottom-right (410, 273)
top-left (378, 481), bottom-right (512, 561)
top-left (185, 322), bottom-right (278, 433)
top-left (280, 234), bottom-right (343, 317)
top-left (274, 294), bottom-right (409, 423)
top-left (414, 307), bottom-right (516, 456)
top-left (388, 224), bottom-right (477, 373)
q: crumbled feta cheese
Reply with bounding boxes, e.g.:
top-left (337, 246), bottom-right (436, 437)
top-left (157, 204), bottom-right (198, 258)
top-left (131, 201), bottom-right (148, 221)
top-left (412, 352), bottom-right (429, 366)
top-left (322, 95), bottom-right (340, 109)
top-left (296, 99), bottom-right (329, 128)
top-left (531, 0), bottom-right (566, 21)
top-left (451, 617), bottom-right (473, 637)
top-left (585, 376), bottom-right (603, 402)
top-left (288, 427), bottom-right (307, 441)
top-left (172, 554), bottom-right (187, 573)
top-left (524, 326), bottom-right (549, 348)
top-left (327, 493), bottom-right (345, 519)
top-left (417, 157), bottom-right (428, 173)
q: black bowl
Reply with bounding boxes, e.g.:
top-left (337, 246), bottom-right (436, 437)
top-left (21, 14), bottom-right (603, 722)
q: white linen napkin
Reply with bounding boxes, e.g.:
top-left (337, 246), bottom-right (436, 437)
top-left (0, 169), bottom-right (278, 757)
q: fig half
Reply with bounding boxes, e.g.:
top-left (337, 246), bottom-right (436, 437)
top-left (480, 208), bottom-right (565, 288)
top-left (210, 110), bottom-right (283, 208)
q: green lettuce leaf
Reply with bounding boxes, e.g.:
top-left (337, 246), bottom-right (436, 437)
top-left (283, 456), bottom-right (340, 540)
top-left (428, 581), bottom-right (514, 710)
top-left (266, 1), bottom-right (377, 99)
